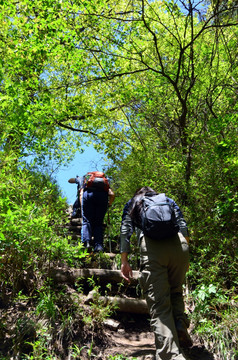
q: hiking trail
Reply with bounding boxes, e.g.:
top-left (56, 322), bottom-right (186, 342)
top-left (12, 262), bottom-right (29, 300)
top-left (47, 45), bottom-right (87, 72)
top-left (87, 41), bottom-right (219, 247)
top-left (59, 208), bottom-right (218, 360)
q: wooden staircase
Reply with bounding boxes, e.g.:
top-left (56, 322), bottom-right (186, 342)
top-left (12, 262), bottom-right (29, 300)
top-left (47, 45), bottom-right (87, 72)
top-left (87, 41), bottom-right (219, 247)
top-left (52, 208), bottom-right (149, 314)
top-left (50, 208), bottom-right (156, 359)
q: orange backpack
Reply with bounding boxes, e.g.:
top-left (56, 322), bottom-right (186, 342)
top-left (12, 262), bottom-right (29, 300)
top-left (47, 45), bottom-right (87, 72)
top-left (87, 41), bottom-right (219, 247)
top-left (83, 171), bottom-right (110, 192)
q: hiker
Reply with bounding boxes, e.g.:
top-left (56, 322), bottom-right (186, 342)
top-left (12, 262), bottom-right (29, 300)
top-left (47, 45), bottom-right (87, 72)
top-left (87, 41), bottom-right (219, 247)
top-left (70, 172), bottom-right (115, 252)
top-left (120, 186), bottom-right (192, 360)
top-left (68, 175), bottom-right (82, 218)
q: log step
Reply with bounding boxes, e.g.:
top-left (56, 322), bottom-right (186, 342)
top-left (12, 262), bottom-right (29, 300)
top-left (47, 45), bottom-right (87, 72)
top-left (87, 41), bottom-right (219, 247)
top-left (49, 268), bottom-right (139, 285)
top-left (85, 290), bottom-right (148, 314)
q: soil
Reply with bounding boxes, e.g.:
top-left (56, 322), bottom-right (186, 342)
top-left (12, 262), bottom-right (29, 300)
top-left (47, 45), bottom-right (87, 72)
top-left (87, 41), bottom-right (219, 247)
top-left (66, 213), bottom-right (219, 360)
top-left (79, 312), bottom-right (218, 360)
top-left (0, 294), bottom-right (219, 360)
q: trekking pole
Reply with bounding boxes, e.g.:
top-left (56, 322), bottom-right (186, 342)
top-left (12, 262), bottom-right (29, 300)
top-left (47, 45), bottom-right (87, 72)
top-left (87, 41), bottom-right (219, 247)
top-left (107, 208), bottom-right (112, 253)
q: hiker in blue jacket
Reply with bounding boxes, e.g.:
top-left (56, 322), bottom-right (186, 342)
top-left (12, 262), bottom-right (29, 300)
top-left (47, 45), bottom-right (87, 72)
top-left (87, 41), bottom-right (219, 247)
top-left (69, 172), bottom-right (115, 252)
top-left (120, 186), bottom-right (192, 360)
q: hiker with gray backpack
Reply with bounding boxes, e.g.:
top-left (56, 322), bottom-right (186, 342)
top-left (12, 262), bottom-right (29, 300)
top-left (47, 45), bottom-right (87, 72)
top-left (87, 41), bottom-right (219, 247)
top-left (120, 186), bottom-right (192, 360)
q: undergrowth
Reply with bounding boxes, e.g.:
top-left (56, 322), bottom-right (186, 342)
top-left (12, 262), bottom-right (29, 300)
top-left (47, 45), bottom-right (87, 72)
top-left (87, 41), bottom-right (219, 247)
top-left (0, 280), bottom-right (117, 359)
top-left (1, 157), bottom-right (237, 359)
top-left (189, 283), bottom-right (238, 359)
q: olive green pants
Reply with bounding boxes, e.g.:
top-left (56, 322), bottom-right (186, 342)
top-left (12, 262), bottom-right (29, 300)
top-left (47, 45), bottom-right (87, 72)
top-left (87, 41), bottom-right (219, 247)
top-left (139, 233), bottom-right (189, 360)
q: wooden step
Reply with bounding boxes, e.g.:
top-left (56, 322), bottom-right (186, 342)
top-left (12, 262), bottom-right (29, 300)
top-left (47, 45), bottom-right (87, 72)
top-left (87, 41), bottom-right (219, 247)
top-left (49, 267), bottom-right (139, 285)
top-left (85, 290), bottom-right (148, 314)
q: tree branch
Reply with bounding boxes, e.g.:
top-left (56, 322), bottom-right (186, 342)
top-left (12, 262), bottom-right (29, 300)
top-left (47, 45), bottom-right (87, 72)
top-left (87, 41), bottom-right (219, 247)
top-left (57, 122), bottom-right (97, 136)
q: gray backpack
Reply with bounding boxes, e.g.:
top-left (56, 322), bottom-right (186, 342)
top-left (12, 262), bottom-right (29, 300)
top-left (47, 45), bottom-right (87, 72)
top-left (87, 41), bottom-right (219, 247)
top-left (139, 193), bottom-right (179, 240)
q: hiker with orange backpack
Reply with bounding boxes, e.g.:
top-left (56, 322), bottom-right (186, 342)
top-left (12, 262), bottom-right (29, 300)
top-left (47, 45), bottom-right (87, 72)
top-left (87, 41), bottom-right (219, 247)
top-left (69, 172), bottom-right (115, 252)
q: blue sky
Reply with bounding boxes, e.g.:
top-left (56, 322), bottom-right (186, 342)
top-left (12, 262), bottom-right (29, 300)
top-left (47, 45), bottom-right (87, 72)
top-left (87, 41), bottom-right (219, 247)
top-left (54, 146), bottom-right (108, 204)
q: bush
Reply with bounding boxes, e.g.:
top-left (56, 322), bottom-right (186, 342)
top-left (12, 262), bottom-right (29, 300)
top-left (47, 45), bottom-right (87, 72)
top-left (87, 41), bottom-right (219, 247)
top-left (0, 157), bottom-right (86, 300)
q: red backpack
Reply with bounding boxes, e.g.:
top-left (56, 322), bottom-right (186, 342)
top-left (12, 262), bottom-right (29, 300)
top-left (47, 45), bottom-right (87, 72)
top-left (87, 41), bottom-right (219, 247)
top-left (83, 171), bottom-right (110, 192)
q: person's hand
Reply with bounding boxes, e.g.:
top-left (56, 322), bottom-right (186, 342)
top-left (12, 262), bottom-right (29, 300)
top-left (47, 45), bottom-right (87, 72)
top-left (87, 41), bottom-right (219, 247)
top-left (185, 236), bottom-right (190, 244)
top-left (121, 261), bottom-right (133, 283)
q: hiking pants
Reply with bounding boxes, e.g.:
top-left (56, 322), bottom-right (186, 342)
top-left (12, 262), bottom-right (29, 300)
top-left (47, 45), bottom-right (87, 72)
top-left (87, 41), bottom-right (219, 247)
top-left (139, 233), bottom-right (189, 360)
top-left (81, 189), bottom-right (108, 246)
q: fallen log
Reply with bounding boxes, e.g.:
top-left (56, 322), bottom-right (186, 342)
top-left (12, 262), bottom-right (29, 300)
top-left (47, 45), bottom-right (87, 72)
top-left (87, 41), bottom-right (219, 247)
top-left (49, 268), bottom-right (140, 285)
top-left (85, 290), bottom-right (148, 314)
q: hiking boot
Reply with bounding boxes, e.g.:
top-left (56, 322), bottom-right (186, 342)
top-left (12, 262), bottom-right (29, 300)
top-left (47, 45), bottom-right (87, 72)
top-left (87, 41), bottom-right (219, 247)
top-left (83, 241), bottom-right (91, 250)
top-left (94, 244), bottom-right (104, 253)
top-left (176, 319), bottom-right (193, 348)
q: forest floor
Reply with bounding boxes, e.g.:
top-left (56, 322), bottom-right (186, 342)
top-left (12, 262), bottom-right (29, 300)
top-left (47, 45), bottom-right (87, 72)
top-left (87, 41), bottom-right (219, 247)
top-left (0, 212), bottom-right (231, 360)
top-left (65, 212), bottom-right (219, 360)
top-left (0, 295), bottom-right (219, 360)
top-left (78, 311), bottom-right (218, 360)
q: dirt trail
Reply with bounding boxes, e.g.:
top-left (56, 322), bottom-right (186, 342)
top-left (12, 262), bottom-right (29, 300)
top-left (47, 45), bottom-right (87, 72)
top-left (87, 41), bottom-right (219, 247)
top-left (67, 213), bottom-right (218, 360)
top-left (99, 317), bottom-right (217, 360)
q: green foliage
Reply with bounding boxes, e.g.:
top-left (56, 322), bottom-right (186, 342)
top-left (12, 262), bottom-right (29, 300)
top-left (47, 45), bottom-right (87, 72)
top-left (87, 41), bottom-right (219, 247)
top-left (192, 284), bottom-right (228, 317)
top-left (190, 285), bottom-right (238, 359)
top-left (0, 156), bottom-right (87, 301)
top-left (36, 291), bottom-right (57, 321)
top-left (69, 344), bottom-right (87, 359)
top-left (0, 0), bottom-right (237, 357)
top-left (6, 279), bottom-right (116, 359)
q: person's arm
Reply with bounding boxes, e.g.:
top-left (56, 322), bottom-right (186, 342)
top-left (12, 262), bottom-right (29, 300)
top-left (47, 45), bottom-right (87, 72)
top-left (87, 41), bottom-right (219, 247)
top-left (184, 236), bottom-right (189, 244)
top-left (168, 197), bottom-right (189, 240)
top-left (108, 188), bottom-right (115, 206)
top-left (121, 252), bottom-right (133, 283)
top-left (120, 213), bottom-right (134, 253)
top-left (75, 176), bottom-right (83, 187)
top-left (79, 188), bottom-right (83, 206)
